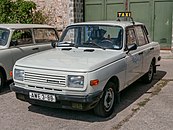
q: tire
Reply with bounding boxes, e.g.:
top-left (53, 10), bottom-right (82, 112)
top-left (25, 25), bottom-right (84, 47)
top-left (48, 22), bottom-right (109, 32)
top-left (142, 61), bottom-right (154, 84)
top-left (0, 71), bottom-right (5, 91)
top-left (94, 82), bottom-right (118, 117)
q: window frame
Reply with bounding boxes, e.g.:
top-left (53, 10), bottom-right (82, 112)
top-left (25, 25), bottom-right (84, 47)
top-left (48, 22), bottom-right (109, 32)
top-left (125, 26), bottom-right (138, 50)
top-left (33, 28), bottom-right (59, 44)
top-left (134, 25), bottom-right (149, 46)
top-left (60, 24), bottom-right (124, 50)
top-left (10, 28), bottom-right (34, 47)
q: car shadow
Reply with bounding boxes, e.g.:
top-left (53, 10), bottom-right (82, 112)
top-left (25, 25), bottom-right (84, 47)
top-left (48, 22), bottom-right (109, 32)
top-left (0, 80), bottom-right (12, 95)
top-left (28, 70), bottom-right (166, 122)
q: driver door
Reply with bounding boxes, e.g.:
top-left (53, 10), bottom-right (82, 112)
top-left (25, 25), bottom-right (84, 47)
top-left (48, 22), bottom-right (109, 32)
top-left (9, 29), bottom-right (39, 67)
top-left (125, 26), bottom-right (143, 87)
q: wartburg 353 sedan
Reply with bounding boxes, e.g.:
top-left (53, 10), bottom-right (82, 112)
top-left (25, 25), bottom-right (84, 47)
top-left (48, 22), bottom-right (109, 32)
top-left (11, 20), bottom-right (161, 117)
top-left (0, 24), bottom-right (58, 90)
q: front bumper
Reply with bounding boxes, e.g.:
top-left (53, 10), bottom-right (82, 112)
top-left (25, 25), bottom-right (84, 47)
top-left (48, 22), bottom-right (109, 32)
top-left (10, 83), bottom-right (103, 111)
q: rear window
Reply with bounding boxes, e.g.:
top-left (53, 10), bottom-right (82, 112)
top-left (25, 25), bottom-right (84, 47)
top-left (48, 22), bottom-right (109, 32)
top-left (33, 28), bottom-right (58, 44)
top-left (135, 26), bottom-right (148, 46)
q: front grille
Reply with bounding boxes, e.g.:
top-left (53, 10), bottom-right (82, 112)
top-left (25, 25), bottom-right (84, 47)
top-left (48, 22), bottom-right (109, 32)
top-left (24, 72), bottom-right (66, 87)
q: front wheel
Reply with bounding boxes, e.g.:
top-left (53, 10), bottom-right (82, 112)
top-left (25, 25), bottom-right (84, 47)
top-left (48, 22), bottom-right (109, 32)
top-left (0, 71), bottom-right (5, 91)
top-left (94, 82), bottom-right (118, 117)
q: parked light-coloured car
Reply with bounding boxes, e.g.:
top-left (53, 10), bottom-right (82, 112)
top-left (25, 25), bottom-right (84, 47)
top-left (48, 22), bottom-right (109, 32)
top-left (11, 21), bottom-right (161, 117)
top-left (0, 24), bottom-right (59, 89)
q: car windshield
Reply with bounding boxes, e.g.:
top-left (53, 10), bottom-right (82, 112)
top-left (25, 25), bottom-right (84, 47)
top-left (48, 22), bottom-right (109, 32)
top-left (0, 29), bottom-right (10, 46)
top-left (59, 25), bottom-right (123, 50)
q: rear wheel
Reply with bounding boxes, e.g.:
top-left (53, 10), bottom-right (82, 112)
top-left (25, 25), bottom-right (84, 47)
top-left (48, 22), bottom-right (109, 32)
top-left (94, 82), bottom-right (118, 117)
top-left (142, 61), bottom-right (154, 84)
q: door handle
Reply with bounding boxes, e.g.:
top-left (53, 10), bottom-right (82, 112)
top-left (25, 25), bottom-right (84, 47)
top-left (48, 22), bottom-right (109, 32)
top-left (150, 47), bottom-right (154, 50)
top-left (32, 48), bottom-right (39, 50)
top-left (138, 52), bottom-right (143, 55)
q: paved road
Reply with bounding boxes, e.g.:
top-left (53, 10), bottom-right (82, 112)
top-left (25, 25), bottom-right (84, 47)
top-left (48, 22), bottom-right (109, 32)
top-left (0, 57), bottom-right (171, 130)
top-left (119, 81), bottom-right (173, 130)
top-left (119, 58), bottom-right (173, 130)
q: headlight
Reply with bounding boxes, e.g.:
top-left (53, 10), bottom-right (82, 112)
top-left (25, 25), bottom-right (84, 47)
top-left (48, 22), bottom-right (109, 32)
top-left (68, 75), bottom-right (84, 88)
top-left (14, 69), bottom-right (24, 81)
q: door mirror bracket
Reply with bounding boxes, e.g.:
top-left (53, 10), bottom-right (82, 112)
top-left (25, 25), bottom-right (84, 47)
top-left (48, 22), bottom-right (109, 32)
top-left (126, 43), bottom-right (137, 54)
top-left (10, 40), bottom-right (18, 46)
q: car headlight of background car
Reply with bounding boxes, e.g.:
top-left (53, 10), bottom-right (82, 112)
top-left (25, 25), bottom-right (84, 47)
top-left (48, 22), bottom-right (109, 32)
top-left (68, 75), bottom-right (84, 88)
top-left (14, 69), bottom-right (24, 81)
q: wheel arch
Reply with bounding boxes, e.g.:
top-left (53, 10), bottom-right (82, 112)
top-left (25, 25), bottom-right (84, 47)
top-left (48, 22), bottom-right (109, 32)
top-left (94, 76), bottom-right (120, 117)
top-left (106, 76), bottom-right (120, 92)
top-left (152, 57), bottom-right (156, 73)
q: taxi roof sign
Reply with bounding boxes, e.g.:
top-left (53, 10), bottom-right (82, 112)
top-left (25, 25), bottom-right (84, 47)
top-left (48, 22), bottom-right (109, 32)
top-left (117, 12), bottom-right (135, 25)
top-left (117, 12), bottom-right (131, 17)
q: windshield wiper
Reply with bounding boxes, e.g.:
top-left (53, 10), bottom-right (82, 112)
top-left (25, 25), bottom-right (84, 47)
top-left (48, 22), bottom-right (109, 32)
top-left (82, 42), bottom-right (105, 50)
top-left (58, 41), bottom-right (78, 48)
top-left (58, 41), bottom-right (72, 46)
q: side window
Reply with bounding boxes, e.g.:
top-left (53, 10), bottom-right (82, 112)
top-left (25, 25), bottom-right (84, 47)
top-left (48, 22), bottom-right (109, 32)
top-left (33, 28), bottom-right (58, 44)
top-left (142, 25), bottom-right (150, 43)
top-left (0, 29), bottom-right (10, 46)
top-left (11, 29), bottom-right (33, 46)
top-left (126, 28), bottom-right (137, 46)
top-left (135, 26), bottom-right (148, 46)
top-left (61, 28), bottom-right (76, 44)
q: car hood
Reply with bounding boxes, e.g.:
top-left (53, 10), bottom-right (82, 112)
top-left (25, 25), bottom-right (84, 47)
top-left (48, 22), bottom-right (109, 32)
top-left (0, 46), bottom-right (7, 49)
top-left (15, 48), bottom-right (125, 72)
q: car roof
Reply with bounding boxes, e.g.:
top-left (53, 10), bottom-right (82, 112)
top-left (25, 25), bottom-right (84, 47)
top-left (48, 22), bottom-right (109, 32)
top-left (0, 24), bottom-right (55, 30)
top-left (69, 21), bottom-right (144, 28)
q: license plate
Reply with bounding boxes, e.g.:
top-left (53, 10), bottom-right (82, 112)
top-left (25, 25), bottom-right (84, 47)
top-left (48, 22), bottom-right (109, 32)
top-left (29, 92), bottom-right (56, 102)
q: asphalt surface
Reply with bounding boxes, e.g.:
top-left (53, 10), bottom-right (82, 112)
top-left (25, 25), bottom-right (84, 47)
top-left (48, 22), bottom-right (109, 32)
top-left (119, 81), bottom-right (173, 130)
top-left (119, 51), bottom-right (173, 130)
top-left (0, 51), bottom-right (172, 130)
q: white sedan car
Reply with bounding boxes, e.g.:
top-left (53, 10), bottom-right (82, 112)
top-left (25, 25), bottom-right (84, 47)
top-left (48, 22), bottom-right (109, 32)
top-left (0, 24), bottom-right (58, 90)
top-left (11, 21), bottom-right (160, 117)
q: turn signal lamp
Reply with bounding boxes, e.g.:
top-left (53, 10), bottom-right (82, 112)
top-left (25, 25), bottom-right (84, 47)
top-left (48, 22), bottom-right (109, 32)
top-left (10, 71), bottom-right (13, 77)
top-left (90, 79), bottom-right (99, 86)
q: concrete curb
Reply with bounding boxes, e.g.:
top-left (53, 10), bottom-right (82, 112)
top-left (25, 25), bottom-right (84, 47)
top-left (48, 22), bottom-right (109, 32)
top-left (160, 50), bottom-right (173, 59)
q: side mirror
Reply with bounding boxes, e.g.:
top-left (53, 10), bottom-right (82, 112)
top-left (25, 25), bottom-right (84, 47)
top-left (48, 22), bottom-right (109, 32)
top-left (51, 41), bottom-right (58, 48)
top-left (126, 43), bottom-right (137, 54)
top-left (10, 40), bottom-right (18, 46)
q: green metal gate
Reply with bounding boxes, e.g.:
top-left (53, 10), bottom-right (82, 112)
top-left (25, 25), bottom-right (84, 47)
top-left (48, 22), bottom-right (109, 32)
top-left (85, 0), bottom-right (104, 21)
top-left (129, 0), bottom-right (151, 35)
top-left (154, 1), bottom-right (173, 48)
top-left (105, 0), bottom-right (125, 20)
top-left (84, 0), bottom-right (173, 49)
top-left (85, 0), bottom-right (125, 21)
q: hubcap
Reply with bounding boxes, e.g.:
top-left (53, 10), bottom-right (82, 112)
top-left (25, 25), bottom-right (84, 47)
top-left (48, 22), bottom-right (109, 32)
top-left (104, 88), bottom-right (114, 112)
top-left (148, 64), bottom-right (153, 81)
